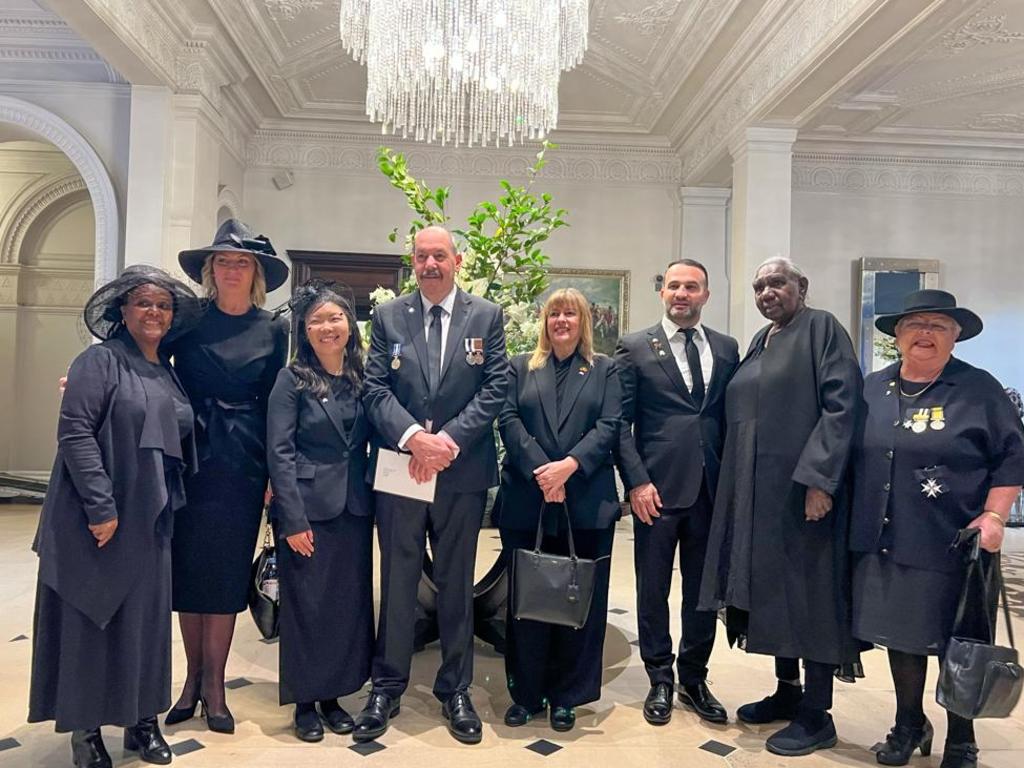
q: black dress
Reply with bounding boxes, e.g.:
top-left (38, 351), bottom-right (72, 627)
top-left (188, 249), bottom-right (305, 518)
top-left (30, 341), bottom-right (193, 732)
top-left (170, 304), bottom-right (289, 613)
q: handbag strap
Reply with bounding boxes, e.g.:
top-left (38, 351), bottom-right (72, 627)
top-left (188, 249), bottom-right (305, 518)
top-left (533, 501), bottom-right (577, 560)
top-left (950, 530), bottom-right (1014, 649)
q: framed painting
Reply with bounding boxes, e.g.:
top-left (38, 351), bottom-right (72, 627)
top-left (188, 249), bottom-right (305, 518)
top-left (539, 267), bottom-right (630, 355)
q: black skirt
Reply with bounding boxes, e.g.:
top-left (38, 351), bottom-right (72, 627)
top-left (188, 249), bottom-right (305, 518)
top-left (278, 512), bottom-right (374, 705)
top-left (29, 539), bottom-right (171, 732)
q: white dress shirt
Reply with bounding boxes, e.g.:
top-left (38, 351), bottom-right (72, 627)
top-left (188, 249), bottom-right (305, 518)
top-left (661, 316), bottom-right (714, 394)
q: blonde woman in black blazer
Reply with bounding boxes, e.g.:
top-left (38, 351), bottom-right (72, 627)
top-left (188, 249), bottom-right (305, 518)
top-left (267, 281), bottom-right (374, 742)
top-left (497, 288), bottom-right (622, 733)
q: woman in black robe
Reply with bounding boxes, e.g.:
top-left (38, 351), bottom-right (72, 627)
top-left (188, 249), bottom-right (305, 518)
top-left (700, 258), bottom-right (862, 756)
top-left (266, 281), bottom-right (374, 742)
top-left (165, 220), bottom-right (290, 733)
top-left (29, 266), bottom-right (199, 768)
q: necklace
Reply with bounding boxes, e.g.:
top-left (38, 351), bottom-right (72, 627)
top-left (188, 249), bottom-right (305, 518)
top-left (898, 369), bottom-right (941, 398)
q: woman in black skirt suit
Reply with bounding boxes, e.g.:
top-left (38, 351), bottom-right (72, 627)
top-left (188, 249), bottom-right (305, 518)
top-left (30, 266), bottom-right (199, 768)
top-left (850, 290), bottom-right (1024, 768)
top-left (165, 220), bottom-right (290, 733)
top-left (267, 280), bottom-right (374, 742)
top-left (497, 288), bottom-right (621, 732)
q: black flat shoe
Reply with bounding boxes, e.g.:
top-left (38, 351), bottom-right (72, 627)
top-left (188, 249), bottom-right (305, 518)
top-left (124, 717), bottom-right (172, 765)
top-left (737, 688), bottom-right (802, 724)
top-left (877, 719), bottom-right (933, 766)
top-left (678, 681), bottom-right (728, 724)
top-left (164, 699), bottom-right (199, 726)
top-left (643, 683), bottom-right (674, 725)
top-left (318, 700), bottom-right (354, 735)
top-left (504, 703), bottom-right (546, 727)
top-left (766, 710), bottom-right (837, 756)
top-left (71, 729), bottom-right (112, 768)
top-left (442, 691), bottom-right (482, 744)
top-left (550, 706), bottom-right (575, 732)
top-left (940, 741), bottom-right (979, 768)
top-left (352, 693), bottom-right (400, 743)
top-left (201, 697), bottom-right (235, 734)
top-left (294, 705), bottom-right (324, 743)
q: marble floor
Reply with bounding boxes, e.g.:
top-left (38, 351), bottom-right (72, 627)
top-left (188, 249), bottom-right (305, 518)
top-left (1, 504), bottom-right (1022, 768)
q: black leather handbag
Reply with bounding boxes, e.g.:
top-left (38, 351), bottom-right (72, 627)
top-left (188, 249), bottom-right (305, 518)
top-left (937, 529), bottom-right (1022, 719)
top-left (511, 502), bottom-right (601, 630)
top-left (247, 520), bottom-right (280, 641)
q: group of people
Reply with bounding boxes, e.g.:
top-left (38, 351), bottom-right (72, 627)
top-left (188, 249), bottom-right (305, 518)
top-left (26, 220), bottom-right (1024, 768)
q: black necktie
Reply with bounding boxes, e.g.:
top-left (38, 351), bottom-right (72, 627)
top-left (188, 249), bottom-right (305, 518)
top-left (682, 327), bottom-right (705, 407)
top-left (427, 304), bottom-right (443, 394)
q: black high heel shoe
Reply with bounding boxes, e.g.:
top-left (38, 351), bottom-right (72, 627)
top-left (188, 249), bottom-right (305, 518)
top-left (70, 729), bottom-right (112, 768)
top-left (164, 698), bottom-right (199, 726)
top-left (201, 697), bottom-right (235, 734)
top-left (877, 718), bottom-right (933, 766)
top-left (940, 742), bottom-right (979, 768)
top-left (124, 717), bottom-right (173, 765)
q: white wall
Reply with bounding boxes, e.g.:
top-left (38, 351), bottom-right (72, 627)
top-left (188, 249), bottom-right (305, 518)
top-left (792, 164), bottom-right (1024, 391)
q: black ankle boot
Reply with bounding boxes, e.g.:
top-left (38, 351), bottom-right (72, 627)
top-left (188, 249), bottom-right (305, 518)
top-left (71, 729), bottom-right (112, 768)
top-left (124, 717), bottom-right (173, 765)
top-left (877, 718), bottom-right (933, 766)
top-left (940, 742), bottom-right (979, 768)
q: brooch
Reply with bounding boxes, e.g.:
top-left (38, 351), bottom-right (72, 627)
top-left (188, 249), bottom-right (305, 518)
top-left (578, 365), bottom-right (589, 376)
top-left (650, 337), bottom-right (667, 358)
top-left (921, 478), bottom-right (945, 498)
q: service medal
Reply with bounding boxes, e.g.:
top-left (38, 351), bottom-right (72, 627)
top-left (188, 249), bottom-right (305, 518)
top-left (465, 338), bottom-right (484, 365)
top-left (912, 421), bottom-right (927, 433)
top-left (390, 342), bottom-right (402, 370)
top-left (391, 357), bottom-right (401, 371)
top-left (930, 406), bottom-right (945, 430)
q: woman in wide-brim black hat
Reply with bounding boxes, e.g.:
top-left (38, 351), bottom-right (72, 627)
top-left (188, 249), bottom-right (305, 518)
top-left (163, 219), bottom-right (291, 733)
top-left (30, 265), bottom-right (199, 768)
top-left (850, 289), bottom-right (1024, 768)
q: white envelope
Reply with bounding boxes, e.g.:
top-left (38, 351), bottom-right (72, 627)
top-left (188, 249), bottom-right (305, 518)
top-left (373, 448), bottom-right (436, 503)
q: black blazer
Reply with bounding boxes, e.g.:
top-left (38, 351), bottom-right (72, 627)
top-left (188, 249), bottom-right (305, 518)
top-left (267, 368), bottom-right (373, 538)
top-left (615, 323), bottom-right (739, 509)
top-left (497, 352), bottom-right (622, 530)
top-left (362, 289), bottom-right (510, 494)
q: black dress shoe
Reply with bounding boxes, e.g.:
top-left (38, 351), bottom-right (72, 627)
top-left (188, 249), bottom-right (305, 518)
top-left (550, 706), bottom-right (575, 732)
top-left (504, 703), bottom-right (546, 727)
top-left (940, 741), bottom-right (979, 768)
top-left (352, 693), bottom-right (400, 743)
top-left (643, 683), bottom-right (674, 725)
top-left (200, 697), bottom-right (235, 734)
top-left (737, 687), bottom-right (802, 724)
top-left (766, 710), bottom-right (837, 756)
top-left (71, 729), bottom-right (112, 768)
top-left (318, 700), bottom-right (354, 735)
top-left (678, 681), bottom-right (728, 724)
top-left (123, 717), bottom-right (172, 765)
top-left (164, 699), bottom-right (199, 726)
top-left (877, 718), bottom-right (933, 766)
top-left (294, 705), bottom-right (324, 743)
top-left (442, 692), bottom-right (483, 744)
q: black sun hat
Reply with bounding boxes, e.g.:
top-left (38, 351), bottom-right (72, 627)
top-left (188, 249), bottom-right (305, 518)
top-left (83, 264), bottom-right (203, 343)
top-left (178, 218), bottom-right (290, 292)
top-left (874, 289), bottom-right (983, 341)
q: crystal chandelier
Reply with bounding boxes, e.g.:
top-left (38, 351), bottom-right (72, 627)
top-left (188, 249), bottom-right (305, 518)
top-left (339, 0), bottom-right (588, 147)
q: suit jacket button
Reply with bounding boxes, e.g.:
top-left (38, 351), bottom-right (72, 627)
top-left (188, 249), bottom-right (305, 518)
top-left (886, 450), bottom-right (894, 459)
top-left (343, 451), bottom-right (350, 458)
top-left (883, 482), bottom-right (891, 491)
top-left (883, 517), bottom-right (891, 525)
top-left (881, 548), bottom-right (890, 555)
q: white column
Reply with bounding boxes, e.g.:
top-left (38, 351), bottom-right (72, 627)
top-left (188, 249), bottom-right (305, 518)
top-left (124, 85), bottom-right (173, 269)
top-left (679, 187), bottom-right (730, 332)
top-left (728, 127), bottom-right (798, 345)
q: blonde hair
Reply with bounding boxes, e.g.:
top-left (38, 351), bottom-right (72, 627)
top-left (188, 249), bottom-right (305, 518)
top-left (529, 288), bottom-right (594, 371)
top-left (201, 252), bottom-right (267, 307)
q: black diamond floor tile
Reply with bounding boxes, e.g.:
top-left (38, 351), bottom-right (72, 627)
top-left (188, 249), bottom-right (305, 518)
top-left (170, 738), bottom-right (205, 756)
top-left (629, 640), bottom-right (640, 646)
top-left (0, 738), bottom-right (20, 752)
top-left (699, 740), bottom-right (735, 757)
top-left (9, 634), bottom-right (27, 642)
top-left (350, 741), bottom-right (387, 756)
top-left (525, 739), bottom-right (562, 756)
top-left (259, 636), bottom-right (279, 644)
top-left (608, 608), bottom-right (628, 615)
top-left (225, 677), bottom-right (253, 689)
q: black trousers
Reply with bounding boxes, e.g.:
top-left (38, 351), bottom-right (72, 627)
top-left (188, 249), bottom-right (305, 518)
top-left (371, 490), bottom-right (485, 702)
top-left (634, 482), bottom-right (717, 687)
top-left (774, 657), bottom-right (834, 711)
top-left (501, 526), bottom-right (614, 709)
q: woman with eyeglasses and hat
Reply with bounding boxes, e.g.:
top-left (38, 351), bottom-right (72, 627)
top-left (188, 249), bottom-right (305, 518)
top-left (266, 280), bottom-right (374, 742)
top-left (164, 220), bottom-right (290, 733)
top-left (850, 290), bottom-right (1024, 768)
top-left (29, 266), bottom-right (200, 768)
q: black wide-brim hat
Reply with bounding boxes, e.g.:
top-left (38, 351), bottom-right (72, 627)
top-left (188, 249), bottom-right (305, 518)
top-left (874, 289), bottom-right (983, 341)
top-left (178, 218), bottom-right (290, 292)
top-left (83, 264), bottom-right (203, 343)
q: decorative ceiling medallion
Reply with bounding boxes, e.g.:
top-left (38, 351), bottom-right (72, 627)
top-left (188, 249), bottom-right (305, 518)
top-left (264, 0), bottom-right (329, 22)
top-left (942, 14), bottom-right (1024, 54)
top-left (967, 112), bottom-right (1024, 133)
top-left (614, 0), bottom-right (681, 38)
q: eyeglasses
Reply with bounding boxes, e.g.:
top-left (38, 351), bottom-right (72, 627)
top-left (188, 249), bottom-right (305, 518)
top-left (213, 256), bottom-right (255, 271)
top-left (901, 320), bottom-right (956, 334)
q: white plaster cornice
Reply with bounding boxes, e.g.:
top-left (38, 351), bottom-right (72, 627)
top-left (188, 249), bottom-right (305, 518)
top-left (679, 186), bottom-right (732, 206)
top-left (1, 175), bottom-right (89, 266)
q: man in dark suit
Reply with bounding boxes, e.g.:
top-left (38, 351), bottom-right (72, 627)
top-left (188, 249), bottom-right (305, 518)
top-left (615, 259), bottom-right (739, 726)
top-left (356, 226), bottom-right (509, 744)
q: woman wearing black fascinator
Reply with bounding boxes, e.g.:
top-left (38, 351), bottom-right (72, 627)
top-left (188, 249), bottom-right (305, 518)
top-left (266, 279), bottom-right (375, 742)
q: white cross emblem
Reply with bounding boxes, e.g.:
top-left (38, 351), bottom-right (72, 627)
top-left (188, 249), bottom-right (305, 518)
top-left (921, 478), bottom-right (944, 498)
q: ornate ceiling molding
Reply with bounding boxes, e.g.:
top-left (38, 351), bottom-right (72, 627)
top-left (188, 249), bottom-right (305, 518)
top-left (1, 175), bottom-right (89, 266)
top-left (793, 150), bottom-right (1024, 197)
top-left (0, 95), bottom-right (119, 285)
top-left (246, 129), bottom-right (682, 186)
top-left (614, 2), bottom-right (683, 38)
top-left (941, 12), bottom-right (1024, 54)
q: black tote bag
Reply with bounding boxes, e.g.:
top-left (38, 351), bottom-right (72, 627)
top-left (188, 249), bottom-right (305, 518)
top-left (511, 502), bottom-right (600, 630)
top-left (937, 528), bottom-right (1022, 719)
top-left (247, 520), bottom-right (280, 641)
